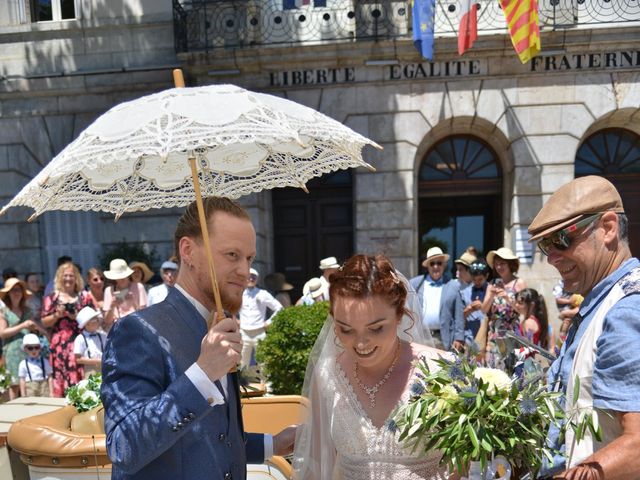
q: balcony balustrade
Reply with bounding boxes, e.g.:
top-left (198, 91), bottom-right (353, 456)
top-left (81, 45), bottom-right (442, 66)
top-left (173, 0), bottom-right (640, 52)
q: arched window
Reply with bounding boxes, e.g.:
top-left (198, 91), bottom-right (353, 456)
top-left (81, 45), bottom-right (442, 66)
top-left (575, 127), bottom-right (640, 256)
top-left (576, 128), bottom-right (640, 175)
top-left (418, 135), bottom-right (502, 267)
top-left (419, 135), bottom-right (500, 182)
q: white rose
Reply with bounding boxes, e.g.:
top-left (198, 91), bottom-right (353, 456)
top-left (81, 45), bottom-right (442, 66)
top-left (473, 367), bottom-right (512, 394)
top-left (76, 379), bottom-right (90, 391)
top-left (80, 390), bottom-right (99, 403)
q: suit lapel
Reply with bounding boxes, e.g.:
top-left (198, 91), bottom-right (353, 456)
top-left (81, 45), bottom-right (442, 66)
top-left (155, 288), bottom-right (207, 372)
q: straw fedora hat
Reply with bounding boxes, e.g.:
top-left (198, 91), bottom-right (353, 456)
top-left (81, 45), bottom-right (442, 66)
top-left (486, 247), bottom-right (520, 270)
top-left (421, 247), bottom-right (450, 268)
top-left (454, 252), bottom-right (477, 267)
top-left (104, 258), bottom-right (135, 281)
top-left (319, 257), bottom-right (340, 270)
top-left (129, 261), bottom-right (154, 284)
top-left (0, 277), bottom-right (32, 301)
top-left (308, 278), bottom-right (324, 299)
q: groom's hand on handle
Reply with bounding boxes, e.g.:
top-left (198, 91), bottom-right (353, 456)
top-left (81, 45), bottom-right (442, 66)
top-left (197, 315), bottom-right (243, 381)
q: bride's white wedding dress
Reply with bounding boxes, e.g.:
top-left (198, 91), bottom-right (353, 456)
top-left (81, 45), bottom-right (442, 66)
top-left (294, 348), bottom-right (448, 480)
top-left (329, 354), bottom-right (447, 479)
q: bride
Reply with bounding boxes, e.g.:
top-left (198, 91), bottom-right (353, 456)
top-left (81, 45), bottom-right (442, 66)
top-left (292, 254), bottom-right (450, 479)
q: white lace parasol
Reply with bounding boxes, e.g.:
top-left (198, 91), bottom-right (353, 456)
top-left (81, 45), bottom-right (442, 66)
top-left (1, 84), bottom-right (379, 220)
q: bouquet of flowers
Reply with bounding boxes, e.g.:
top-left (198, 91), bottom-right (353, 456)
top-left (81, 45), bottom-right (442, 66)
top-left (0, 366), bottom-right (12, 396)
top-left (394, 348), bottom-right (563, 478)
top-left (65, 373), bottom-right (102, 413)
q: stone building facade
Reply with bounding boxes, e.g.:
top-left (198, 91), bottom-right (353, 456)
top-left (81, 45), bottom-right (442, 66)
top-left (1, 1), bottom-right (639, 319)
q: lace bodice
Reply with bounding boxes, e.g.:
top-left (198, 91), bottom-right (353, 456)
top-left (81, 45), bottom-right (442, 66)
top-left (320, 355), bottom-right (447, 480)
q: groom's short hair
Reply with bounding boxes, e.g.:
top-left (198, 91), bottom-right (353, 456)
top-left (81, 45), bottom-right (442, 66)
top-left (173, 196), bottom-right (250, 263)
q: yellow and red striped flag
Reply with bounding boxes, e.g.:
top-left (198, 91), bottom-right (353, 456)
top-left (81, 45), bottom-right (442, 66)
top-left (500, 0), bottom-right (541, 64)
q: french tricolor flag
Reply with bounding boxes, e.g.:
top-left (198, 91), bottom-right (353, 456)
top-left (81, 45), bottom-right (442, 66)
top-left (458, 0), bottom-right (479, 55)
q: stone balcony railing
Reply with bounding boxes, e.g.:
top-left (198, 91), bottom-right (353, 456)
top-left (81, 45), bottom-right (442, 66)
top-left (173, 0), bottom-right (640, 52)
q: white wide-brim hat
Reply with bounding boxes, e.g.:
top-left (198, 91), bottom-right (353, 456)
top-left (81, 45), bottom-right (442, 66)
top-left (104, 258), bottom-right (135, 280)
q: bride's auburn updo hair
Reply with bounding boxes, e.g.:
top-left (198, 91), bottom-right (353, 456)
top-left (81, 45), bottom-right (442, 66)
top-left (328, 254), bottom-right (410, 320)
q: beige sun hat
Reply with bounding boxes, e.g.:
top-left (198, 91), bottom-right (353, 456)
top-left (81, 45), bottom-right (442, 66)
top-left (129, 261), bottom-right (154, 284)
top-left (104, 258), bottom-right (135, 281)
top-left (0, 277), bottom-right (32, 301)
top-left (528, 175), bottom-right (624, 242)
top-left (454, 252), bottom-right (478, 267)
top-left (421, 247), bottom-right (450, 268)
top-left (486, 247), bottom-right (520, 270)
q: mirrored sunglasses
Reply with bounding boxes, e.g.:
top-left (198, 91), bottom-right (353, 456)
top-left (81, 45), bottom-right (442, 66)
top-left (537, 213), bottom-right (602, 256)
top-left (469, 263), bottom-right (488, 275)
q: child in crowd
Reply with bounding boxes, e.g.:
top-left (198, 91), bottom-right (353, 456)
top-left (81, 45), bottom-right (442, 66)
top-left (18, 333), bottom-right (53, 397)
top-left (73, 306), bottom-right (107, 378)
top-left (514, 288), bottom-right (550, 350)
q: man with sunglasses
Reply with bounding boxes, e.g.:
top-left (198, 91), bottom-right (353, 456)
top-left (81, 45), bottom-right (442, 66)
top-left (528, 176), bottom-right (640, 480)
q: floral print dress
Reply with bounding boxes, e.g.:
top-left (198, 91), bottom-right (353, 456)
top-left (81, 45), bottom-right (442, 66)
top-left (485, 279), bottom-right (521, 368)
top-left (42, 291), bottom-right (94, 397)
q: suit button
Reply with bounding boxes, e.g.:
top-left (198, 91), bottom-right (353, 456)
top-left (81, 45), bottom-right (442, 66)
top-left (226, 441), bottom-right (232, 448)
top-left (188, 412), bottom-right (196, 420)
top-left (218, 434), bottom-right (225, 441)
top-left (224, 473), bottom-right (232, 480)
top-left (182, 417), bottom-right (190, 423)
top-left (171, 426), bottom-right (179, 432)
top-left (177, 422), bottom-right (184, 428)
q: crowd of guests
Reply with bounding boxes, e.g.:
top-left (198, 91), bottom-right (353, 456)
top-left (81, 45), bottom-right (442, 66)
top-left (0, 244), bottom-right (564, 398)
top-left (408, 244), bottom-right (557, 367)
top-left (0, 256), bottom-right (178, 399)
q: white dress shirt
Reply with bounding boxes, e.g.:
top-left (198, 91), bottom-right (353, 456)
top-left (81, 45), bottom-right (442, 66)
top-left (147, 283), bottom-right (170, 306)
top-left (239, 287), bottom-right (283, 331)
top-left (422, 277), bottom-right (443, 331)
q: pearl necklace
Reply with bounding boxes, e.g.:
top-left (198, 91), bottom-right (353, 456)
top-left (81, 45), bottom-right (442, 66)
top-left (353, 341), bottom-right (400, 408)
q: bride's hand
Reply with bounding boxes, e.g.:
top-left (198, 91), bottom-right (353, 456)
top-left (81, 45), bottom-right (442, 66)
top-left (273, 424), bottom-right (298, 457)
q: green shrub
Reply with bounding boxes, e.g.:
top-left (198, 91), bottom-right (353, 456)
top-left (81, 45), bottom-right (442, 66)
top-left (256, 301), bottom-right (329, 395)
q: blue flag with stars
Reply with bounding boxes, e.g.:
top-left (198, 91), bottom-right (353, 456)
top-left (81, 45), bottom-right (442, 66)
top-left (412, 0), bottom-right (436, 60)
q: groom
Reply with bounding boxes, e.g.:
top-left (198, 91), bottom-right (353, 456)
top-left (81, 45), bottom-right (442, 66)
top-left (101, 197), bottom-right (296, 479)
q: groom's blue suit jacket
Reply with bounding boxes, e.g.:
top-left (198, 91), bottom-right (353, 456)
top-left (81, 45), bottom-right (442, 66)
top-left (101, 287), bottom-right (264, 479)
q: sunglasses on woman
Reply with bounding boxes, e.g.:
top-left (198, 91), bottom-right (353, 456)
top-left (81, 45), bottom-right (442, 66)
top-left (537, 213), bottom-right (602, 256)
top-left (25, 345), bottom-right (41, 351)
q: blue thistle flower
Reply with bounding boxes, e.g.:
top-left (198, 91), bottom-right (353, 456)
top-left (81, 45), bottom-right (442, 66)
top-left (460, 385), bottom-right (478, 407)
top-left (519, 397), bottom-right (538, 416)
top-left (410, 381), bottom-right (426, 397)
top-left (448, 365), bottom-right (466, 382)
top-left (384, 418), bottom-right (398, 433)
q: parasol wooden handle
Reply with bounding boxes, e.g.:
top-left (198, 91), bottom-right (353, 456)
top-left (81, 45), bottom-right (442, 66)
top-left (173, 68), bottom-right (223, 326)
top-left (188, 157), bottom-right (225, 326)
top-left (173, 69), bottom-right (185, 88)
